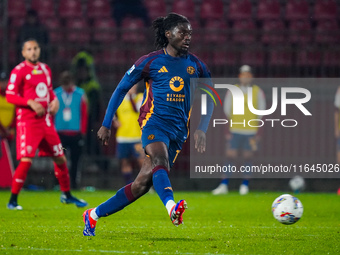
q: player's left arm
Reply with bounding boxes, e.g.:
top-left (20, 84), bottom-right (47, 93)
top-left (195, 60), bottom-right (214, 153)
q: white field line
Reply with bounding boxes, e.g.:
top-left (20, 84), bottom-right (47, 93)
top-left (0, 247), bottom-right (234, 255)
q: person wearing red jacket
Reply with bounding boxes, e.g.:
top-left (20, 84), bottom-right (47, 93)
top-left (5, 39), bottom-right (87, 210)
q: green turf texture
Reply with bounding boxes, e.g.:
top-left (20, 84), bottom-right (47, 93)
top-left (0, 190), bottom-right (339, 255)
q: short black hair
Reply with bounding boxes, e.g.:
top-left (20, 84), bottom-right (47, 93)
top-left (21, 38), bottom-right (39, 49)
top-left (152, 13), bottom-right (190, 49)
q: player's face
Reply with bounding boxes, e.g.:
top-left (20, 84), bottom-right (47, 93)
top-left (22, 41), bottom-right (41, 64)
top-left (239, 72), bottom-right (253, 85)
top-left (167, 23), bottom-right (192, 54)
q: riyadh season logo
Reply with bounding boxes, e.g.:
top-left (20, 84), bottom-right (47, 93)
top-left (199, 83), bottom-right (312, 128)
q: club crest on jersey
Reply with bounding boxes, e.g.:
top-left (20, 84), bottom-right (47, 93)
top-left (187, 66), bottom-right (195, 75)
top-left (169, 76), bottom-right (184, 92)
top-left (36, 82), bottom-right (48, 98)
top-left (148, 134), bottom-right (155, 140)
top-left (127, 65), bottom-right (135, 75)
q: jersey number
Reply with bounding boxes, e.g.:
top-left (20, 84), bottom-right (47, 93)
top-left (53, 144), bottom-right (63, 156)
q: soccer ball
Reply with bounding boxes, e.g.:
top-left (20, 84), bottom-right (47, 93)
top-left (272, 194), bottom-right (303, 225)
top-left (289, 175), bottom-right (305, 192)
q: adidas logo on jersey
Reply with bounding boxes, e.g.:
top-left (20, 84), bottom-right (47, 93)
top-left (158, 66), bottom-right (168, 73)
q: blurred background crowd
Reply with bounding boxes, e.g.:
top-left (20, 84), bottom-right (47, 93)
top-left (2, 0), bottom-right (340, 79)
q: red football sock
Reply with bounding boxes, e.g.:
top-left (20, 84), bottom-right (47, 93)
top-left (11, 161), bottom-right (32, 194)
top-left (54, 162), bottom-right (70, 192)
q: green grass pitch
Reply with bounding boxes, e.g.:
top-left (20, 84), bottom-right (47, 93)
top-left (0, 190), bottom-right (339, 254)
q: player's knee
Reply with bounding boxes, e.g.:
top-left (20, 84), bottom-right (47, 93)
top-left (21, 157), bottom-right (33, 163)
top-left (132, 179), bottom-right (151, 197)
top-left (151, 155), bottom-right (169, 170)
top-left (53, 155), bottom-right (66, 165)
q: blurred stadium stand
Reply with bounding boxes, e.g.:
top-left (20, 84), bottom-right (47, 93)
top-left (58, 0), bottom-right (83, 19)
top-left (200, 0), bottom-right (224, 21)
top-left (0, 0), bottom-right (340, 191)
top-left (144, 0), bottom-right (167, 20)
top-left (31, 0), bottom-right (56, 19)
top-left (288, 20), bottom-right (313, 44)
top-left (7, 0), bottom-right (27, 19)
top-left (172, 0), bottom-right (196, 20)
top-left (256, 0), bottom-right (281, 20)
top-left (228, 0), bottom-right (253, 21)
top-left (285, 0), bottom-right (310, 21)
top-left (261, 19), bottom-right (286, 44)
top-left (86, 0), bottom-right (111, 19)
top-left (2, 0), bottom-right (339, 79)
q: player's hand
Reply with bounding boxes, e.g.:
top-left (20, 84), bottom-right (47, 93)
top-left (335, 128), bottom-right (339, 138)
top-left (49, 99), bottom-right (59, 115)
top-left (97, 126), bottom-right (111, 146)
top-left (27, 99), bottom-right (45, 117)
top-left (194, 129), bottom-right (206, 153)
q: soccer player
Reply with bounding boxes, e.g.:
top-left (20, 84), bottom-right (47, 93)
top-left (212, 65), bottom-right (266, 195)
top-left (6, 39), bottom-right (87, 210)
top-left (114, 84), bottom-right (144, 185)
top-left (83, 13), bottom-right (213, 236)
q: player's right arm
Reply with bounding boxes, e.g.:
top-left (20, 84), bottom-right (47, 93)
top-left (6, 67), bottom-right (45, 116)
top-left (98, 58), bottom-right (149, 145)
